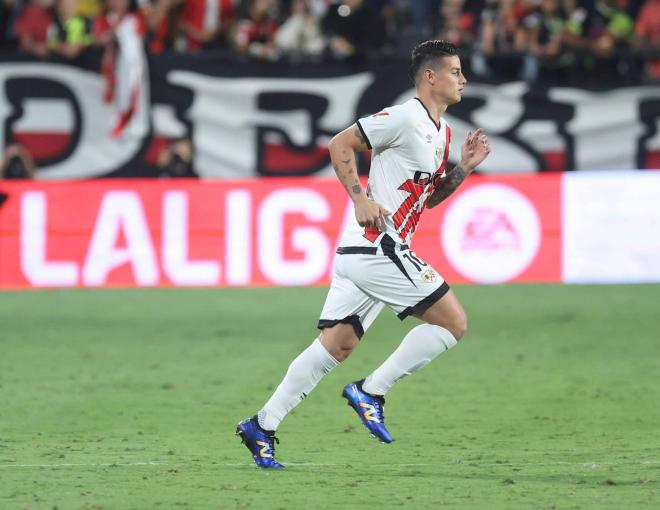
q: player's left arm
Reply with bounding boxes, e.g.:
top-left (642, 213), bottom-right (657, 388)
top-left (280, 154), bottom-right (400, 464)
top-left (427, 128), bottom-right (491, 209)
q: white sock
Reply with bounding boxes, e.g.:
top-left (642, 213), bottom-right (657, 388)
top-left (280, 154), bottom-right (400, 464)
top-left (257, 338), bottom-right (339, 431)
top-left (362, 324), bottom-right (457, 396)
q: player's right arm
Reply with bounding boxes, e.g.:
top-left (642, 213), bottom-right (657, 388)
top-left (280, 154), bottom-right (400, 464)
top-left (328, 124), bottom-right (391, 230)
top-left (427, 128), bottom-right (491, 209)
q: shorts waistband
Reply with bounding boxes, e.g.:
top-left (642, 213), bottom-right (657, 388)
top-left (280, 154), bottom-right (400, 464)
top-left (336, 246), bottom-right (378, 255)
top-left (336, 236), bottom-right (409, 255)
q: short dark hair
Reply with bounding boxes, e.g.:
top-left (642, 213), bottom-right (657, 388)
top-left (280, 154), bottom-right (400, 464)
top-left (408, 40), bottom-right (458, 85)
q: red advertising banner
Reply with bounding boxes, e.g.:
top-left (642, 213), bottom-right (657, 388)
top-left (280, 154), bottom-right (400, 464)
top-left (0, 176), bottom-right (561, 289)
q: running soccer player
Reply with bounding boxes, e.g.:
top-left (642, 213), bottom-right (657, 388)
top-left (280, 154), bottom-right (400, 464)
top-left (236, 40), bottom-right (491, 469)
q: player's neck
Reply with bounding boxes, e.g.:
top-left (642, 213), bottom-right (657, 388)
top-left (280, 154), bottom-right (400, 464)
top-left (415, 92), bottom-right (447, 126)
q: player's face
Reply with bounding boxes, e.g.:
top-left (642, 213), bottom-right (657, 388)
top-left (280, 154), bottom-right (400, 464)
top-left (432, 55), bottom-right (467, 105)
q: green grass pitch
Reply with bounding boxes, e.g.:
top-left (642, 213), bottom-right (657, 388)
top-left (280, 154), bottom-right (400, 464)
top-left (1, 285), bottom-right (659, 509)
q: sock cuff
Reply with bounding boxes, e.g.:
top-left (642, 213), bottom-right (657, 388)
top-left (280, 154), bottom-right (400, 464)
top-left (313, 337), bottom-right (340, 369)
top-left (255, 412), bottom-right (275, 434)
top-left (433, 325), bottom-right (458, 350)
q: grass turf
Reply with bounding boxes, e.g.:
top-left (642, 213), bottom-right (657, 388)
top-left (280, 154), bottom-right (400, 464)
top-left (0, 285), bottom-right (659, 509)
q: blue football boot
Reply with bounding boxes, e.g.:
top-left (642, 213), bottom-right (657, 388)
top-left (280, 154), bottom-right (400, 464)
top-left (235, 416), bottom-right (284, 469)
top-left (342, 380), bottom-right (393, 443)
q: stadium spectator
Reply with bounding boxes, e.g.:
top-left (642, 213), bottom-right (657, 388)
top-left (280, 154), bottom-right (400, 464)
top-left (454, 0), bottom-right (486, 47)
top-left (93, 0), bottom-right (149, 138)
top-left (517, 0), bottom-right (568, 81)
top-left (562, 0), bottom-right (635, 80)
top-left (1, 0), bottom-right (22, 48)
top-left (77, 0), bottom-right (101, 17)
top-left (471, 0), bottom-right (517, 78)
top-left (47, 0), bottom-right (93, 59)
top-left (179, 0), bottom-right (234, 52)
top-left (274, 0), bottom-right (324, 61)
top-left (0, 143), bottom-right (36, 179)
top-left (434, 0), bottom-right (477, 50)
top-left (0, 0), bottom-right (652, 87)
top-left (140, 0), bottom-right (184, 53)
top-left (362, 0), bottom-right (399, 53)
top-left (633, 0), bottom-right (660, 80)
top-left (321, 0), bottom-right (386, 62)
top-left (14, 0), bottom-right (54, 57)
top-left (156, 138), bottom-right (195, 177)
top-left (233, 0), bottom-right (279, 60)
top-left (409, 0), bottom-right (440, 39)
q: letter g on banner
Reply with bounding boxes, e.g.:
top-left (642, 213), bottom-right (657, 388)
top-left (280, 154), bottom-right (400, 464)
top-left (258, 189), bottom-right (331, 285)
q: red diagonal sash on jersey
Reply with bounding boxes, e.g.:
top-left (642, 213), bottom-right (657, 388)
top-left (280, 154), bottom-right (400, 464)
top-left (388, 124), bottom-right (452, 243)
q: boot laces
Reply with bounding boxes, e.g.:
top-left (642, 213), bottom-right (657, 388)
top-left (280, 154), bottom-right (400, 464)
top-left (373, 397), bottom-right (386, 421)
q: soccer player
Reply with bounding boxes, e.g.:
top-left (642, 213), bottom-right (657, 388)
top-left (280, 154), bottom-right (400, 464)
top-left (236, 40), bottom-right (491, 469)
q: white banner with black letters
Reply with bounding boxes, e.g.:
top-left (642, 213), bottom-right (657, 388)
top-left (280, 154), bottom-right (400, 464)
top-left (1, 53), bottom-right (659, 179)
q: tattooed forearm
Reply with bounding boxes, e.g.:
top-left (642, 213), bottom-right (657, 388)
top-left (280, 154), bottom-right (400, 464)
top-left (332, 148), bottom-right (364, 197)
top-left (332, 160), bottom-right (363, 197)
top-left (328, 124), bottom-right (369, 202)
top-left (427, 164), bottom-right (470, 208)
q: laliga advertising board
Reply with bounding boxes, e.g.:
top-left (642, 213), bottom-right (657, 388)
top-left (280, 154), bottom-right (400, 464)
top-left (0, 175), bottom-right (561, 288)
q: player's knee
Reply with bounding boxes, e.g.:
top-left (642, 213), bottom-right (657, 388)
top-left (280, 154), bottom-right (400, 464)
top-left (320, 328), bottom-right (359, 362)
top-left (323, 338), bottom-right (356, 362)
top-left (426, 312), bottom-right (467, 341)
top-left (330, 342), bottom-right (356, 362)
top-left (451, 313), bottom-right (468, 341)
top-left (440, 311), bottom-right (467, 341)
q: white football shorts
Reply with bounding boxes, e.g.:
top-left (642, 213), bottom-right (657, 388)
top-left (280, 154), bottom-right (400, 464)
top-left (318, 235), bottom-right (450, 338)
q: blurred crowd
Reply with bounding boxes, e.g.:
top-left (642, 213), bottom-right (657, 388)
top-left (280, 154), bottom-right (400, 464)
top-left (0, 0), bottom-right (659, 82)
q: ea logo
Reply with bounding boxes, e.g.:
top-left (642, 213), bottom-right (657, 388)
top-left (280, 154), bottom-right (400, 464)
top-left (441, 183), bottom-right (541, 283)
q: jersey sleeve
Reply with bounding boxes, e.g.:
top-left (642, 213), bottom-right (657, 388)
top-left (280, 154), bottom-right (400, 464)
top-left (356, 106), bottom-right (409, 151)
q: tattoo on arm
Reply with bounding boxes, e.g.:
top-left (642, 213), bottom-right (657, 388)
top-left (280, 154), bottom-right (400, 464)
top-left (329, 126), bottom-right (367, 199)
top-left (427, 164), bottom-right (470, 208)
top-left (338, 179), bottom-right (362, 196)
top-left (333, 160), bottom-right (363, 196)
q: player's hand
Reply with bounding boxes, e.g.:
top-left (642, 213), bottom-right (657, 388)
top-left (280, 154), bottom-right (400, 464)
top-left (354, 197), bottom-right (391, 231)
top-left (459, 128), bottom-right (491, 171)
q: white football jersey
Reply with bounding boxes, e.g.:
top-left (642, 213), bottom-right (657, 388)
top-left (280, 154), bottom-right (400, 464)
top-left (339, 97), bottom-right (452, 248)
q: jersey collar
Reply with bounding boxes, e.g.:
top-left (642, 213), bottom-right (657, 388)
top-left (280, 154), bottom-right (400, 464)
top-left (414, 97), bottom-right (441, 131)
